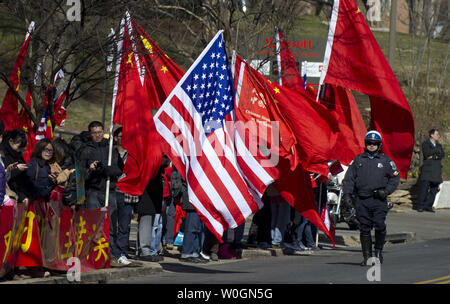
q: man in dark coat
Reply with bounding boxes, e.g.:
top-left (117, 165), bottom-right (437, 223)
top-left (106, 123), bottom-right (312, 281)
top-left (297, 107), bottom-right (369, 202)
top-left (80, 121), bottom-right (122, 209)
top-left (417, 129), bottom-right (445, 212)
top-left (80, 121), bottom-right (122, 265)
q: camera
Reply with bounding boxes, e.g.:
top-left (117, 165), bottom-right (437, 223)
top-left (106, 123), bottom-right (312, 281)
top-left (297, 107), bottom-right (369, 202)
top-left (96, 161), bottom-right (104, 169)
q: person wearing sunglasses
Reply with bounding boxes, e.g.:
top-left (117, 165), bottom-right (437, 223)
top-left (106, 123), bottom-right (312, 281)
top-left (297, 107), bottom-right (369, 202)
top-left (342, 130), bottom-right (400, 266)
top-left (26, 139), bottom-right (58, 202)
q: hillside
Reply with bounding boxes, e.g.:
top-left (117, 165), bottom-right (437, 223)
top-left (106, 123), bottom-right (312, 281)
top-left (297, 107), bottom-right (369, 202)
top-left (0, 12), bottom-right (448, 178)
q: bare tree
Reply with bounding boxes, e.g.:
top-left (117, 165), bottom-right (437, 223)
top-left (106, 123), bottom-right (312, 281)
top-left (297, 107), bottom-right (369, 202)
top-left (0, 0), bottom-right (131, 127)
top-left (397, 0), bottom-right (449, 103)
top-left (126, 0), bottom-right (307, 70)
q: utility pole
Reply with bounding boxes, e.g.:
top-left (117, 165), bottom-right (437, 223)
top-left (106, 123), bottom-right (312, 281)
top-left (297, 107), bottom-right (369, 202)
top-left (388, 0), bottom-right (397, 66)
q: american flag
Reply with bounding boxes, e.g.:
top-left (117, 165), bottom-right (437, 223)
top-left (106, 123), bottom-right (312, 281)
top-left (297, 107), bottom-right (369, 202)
top-left (154, 31), bottom-right (278, 239)
top-left (35, 107), bottom-right (52, 140)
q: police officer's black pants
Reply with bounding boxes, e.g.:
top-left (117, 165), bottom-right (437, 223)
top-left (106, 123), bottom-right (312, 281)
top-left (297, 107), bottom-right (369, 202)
top-left (355, 197), bottom-right (388, 235)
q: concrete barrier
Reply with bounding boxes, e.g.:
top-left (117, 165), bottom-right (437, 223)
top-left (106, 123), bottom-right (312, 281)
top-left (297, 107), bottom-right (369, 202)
top-left (433, 181), bottom-right (450, 209)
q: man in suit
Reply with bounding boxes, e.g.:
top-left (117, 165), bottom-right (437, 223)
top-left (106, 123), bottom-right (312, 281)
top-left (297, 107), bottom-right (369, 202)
top-left (417, 129), bottom-right (445, 212)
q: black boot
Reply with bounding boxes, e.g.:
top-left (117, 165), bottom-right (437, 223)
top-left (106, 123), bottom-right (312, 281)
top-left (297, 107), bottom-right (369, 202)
top-left (360, 232), bottom-right (372, 266)
top-left (374, 230), bottom-right (386, 264)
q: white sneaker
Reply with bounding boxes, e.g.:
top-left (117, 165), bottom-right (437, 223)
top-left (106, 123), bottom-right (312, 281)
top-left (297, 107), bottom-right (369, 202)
top-left (118, 255), bottom-right (132, 265)
top-left (200, 251), bottom-right (211, 260)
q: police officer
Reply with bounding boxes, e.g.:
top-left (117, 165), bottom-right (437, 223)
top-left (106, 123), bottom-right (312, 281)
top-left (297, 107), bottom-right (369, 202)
top-left (342, 131), bottom-right (400, 266)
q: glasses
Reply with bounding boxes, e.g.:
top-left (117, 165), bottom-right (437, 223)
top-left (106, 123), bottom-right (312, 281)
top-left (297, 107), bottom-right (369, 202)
top-left (43, 148), bottom-right (54, 154)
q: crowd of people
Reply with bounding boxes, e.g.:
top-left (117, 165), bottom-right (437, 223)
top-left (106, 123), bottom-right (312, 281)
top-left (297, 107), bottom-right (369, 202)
top-left (0, 119), bottom-right (328, 274)
top-left (0, 119), bottom-right (444, 276)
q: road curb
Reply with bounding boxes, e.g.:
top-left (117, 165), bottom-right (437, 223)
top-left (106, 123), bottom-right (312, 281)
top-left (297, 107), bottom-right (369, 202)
top-left (0, 231), bottom-right (417, 284)
top-left (0, 262), bottom-right (163, 284)
top-left (319, 231), bottom-right (416, 247)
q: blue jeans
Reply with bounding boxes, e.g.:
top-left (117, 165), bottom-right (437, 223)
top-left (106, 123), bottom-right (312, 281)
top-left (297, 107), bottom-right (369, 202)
top-left (115, 192), bottom-right (134, 257)
top-left (162, 201), bottom-right (176, 246)
top-left (85, 190), bottom-right (119, 257)
top-left (270, 201), bottom-right (290, 245)
top-left (181, 210), bottom-right (204, 258)
top-left (149, 214), bottom-right (163, 255)
top-left (297, 216), bottom-right (315, 247)
top-left (139, 215), bottom-right (154, 256)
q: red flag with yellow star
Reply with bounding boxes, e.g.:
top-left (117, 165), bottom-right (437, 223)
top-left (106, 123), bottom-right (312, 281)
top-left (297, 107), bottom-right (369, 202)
top-left (233, 54), bottom-right (334, 245)
top-left (132, 18), bottom-right (185, 109)
top-left (18, 89), bottom-right (37, 162)
top-left (0, 22), bottom-right (34, 131)
top-left (275, 27), bottom-right (305, 93)
top-left (233, 54), bottom-right (298, 169)
top-left (112, 15), bottom-right (184, 196)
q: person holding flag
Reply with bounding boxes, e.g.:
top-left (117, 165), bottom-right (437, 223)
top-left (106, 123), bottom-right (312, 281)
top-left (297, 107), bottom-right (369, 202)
top-left (342, 131), bottom-right (399, 266)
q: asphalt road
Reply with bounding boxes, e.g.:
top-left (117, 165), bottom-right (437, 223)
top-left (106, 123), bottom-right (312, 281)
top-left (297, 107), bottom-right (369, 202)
top-left (108, 237), bottom-right (450, 284)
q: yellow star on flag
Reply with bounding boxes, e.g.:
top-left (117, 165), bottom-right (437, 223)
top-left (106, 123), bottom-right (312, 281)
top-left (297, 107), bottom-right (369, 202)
top-left (126, 52), bottom-right (133, 68)
top-left (273, 87), bottom-right (280, 94)
top-left (356, 7), bottom-right (361, 14)
top-left (161, 66), bottom-right (168, 73)
top-left (141, 36), bottom-right (153, 54)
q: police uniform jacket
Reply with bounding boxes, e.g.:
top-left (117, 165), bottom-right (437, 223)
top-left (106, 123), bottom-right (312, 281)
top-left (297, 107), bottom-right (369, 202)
top-left (343, 151), bottom-right (400, 199)
top-left (419, 140), bottom-right (444, 183)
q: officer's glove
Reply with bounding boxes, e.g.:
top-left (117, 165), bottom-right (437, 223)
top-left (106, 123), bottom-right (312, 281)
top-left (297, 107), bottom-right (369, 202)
top-left (373, 188), bottom-right (388, 200)
top-left (342, 194), bottom-right (353, 207)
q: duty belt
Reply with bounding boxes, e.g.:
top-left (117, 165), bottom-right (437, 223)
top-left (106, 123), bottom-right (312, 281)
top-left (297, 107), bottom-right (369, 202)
top-left (357, 192), bottom-right (373, 199)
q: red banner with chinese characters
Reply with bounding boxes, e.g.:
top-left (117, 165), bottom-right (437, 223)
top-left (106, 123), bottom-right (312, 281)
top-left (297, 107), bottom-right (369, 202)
top-left (0, 200), bottom-right (110, 277)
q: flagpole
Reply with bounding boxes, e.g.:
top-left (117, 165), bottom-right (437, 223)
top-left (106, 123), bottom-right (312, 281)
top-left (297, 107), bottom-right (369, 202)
top-left (275, 26), bottom-right (282, 86)
top-left (231, 50), bottom-right (236, 79)
top-left (316, 84), bottom-right (321, 102)
top-left (105, 21), bottom-right (124, 208)
top-left (315, 181), bottom-right (323, 247)
top-left (102, 29), bottom-right (115, 130)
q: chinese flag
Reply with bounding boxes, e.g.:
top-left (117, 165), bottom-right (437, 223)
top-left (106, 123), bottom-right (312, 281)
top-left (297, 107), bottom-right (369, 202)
top-left (53, 88), bottom-right (68, 127)
top-left (266, 80), bottom-right (339, 177)
top-left (276, 28), bottom-right (305, 93)
top-left (0, 22), bottom-right (34, 131)
top-left (319, 0), bottom-right (414, 178)
top-left (113, 18), bottom-right (161, 196)
top-left (233, 54), bottom-right (298, 169)
top-left (306, 84), bottom-right (366, 166)
top-left (18, 89), bottom-right (37, 163)
top-left (113, 15), bottom-right (184, 196)
top-left (132, 18), bottom-right (185, 110)
top-left (277, 27), bottom-right (365, 167)
top-left (233, 55), bottom-right (334, 246)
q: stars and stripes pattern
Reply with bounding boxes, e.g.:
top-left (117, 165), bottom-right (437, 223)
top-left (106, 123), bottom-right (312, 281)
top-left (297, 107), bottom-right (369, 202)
top-left (181, 43), bottom-right (233, 136)
top-left (35, 107), bottom-right (52, 140)
top-left (154, 31), bottom-right (278, 239)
